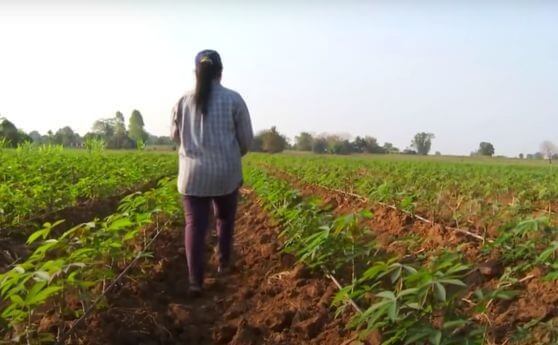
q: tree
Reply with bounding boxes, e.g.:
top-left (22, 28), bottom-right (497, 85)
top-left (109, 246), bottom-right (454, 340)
top-left (113, 111), bottom-right (128, 148)
top-left (0, 118), bottom-right (20, 146)
top-left (294, 132), bottom-right (313, 151)
top-left (540, 141), bottom-right (557, 164)
top-left (329, 139), bottom-right (352, 155)
top-left (320, 135), bottom-right (352, 155)
top-left (352, 136), bottom-right (385, 154)
top-left (128, 110), bottom-right (148, 145)
top-left (351, 136), bottom-right (366, 153)
top-left (411, 132), bottom-right (435, 155)
top-left (54, 126), bottom-right (81, 147)
top-left (477, 142), bottom-right (495, 157)
top-left (91, 112), bottom-right (137, 149)
top-left (93, 118), bottom-right (115, 140)
top-left (115, 111), bottom-right (125, 124)
top-left (519, 153), bottom-right (524, 159)
top-left (17, 130), bottom-right (32, 144)
top-left (403, 148), bottom-right (417, 155)
top-left (257, 126), bottom-right (287, 153)
top-left (312, 138), bottom-right (328, 154)
top-left (383, 142), bottom-right (399, 154)
top-left (0, 118), bottom-right (31, 147)
top-left (28, 131), bottom-right (42, 144)
top-left (363, 136), bottom-right (385, 153)
top-left (46, 130), bottom-right (54, 145)
top-left (250, 135), bottom-right (263, 152)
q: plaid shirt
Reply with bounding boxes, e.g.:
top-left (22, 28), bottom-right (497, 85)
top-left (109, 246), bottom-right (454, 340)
top-left (171, 82), bottom-right (253, 196)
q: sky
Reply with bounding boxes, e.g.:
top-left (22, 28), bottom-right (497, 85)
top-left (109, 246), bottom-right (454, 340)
top-left (0, 0), bottom-right (557, 156)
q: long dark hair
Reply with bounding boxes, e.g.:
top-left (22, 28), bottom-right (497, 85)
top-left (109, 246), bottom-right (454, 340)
top-left (194, 53), bottom-right (222, 115)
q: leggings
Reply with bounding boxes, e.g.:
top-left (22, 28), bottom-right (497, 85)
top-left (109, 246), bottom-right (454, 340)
top-left (181, 189), bottom-right (238, 286)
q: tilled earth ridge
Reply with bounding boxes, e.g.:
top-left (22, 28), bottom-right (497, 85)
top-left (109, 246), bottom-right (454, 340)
top-left (67, 189), bottom-right (359, 345)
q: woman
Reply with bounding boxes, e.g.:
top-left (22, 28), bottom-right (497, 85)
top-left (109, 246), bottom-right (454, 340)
top-left (171, 49), bottom-right (253, 294)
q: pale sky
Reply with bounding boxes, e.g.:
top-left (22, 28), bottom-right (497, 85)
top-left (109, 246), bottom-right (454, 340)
top-left (1, 0), bottom-right (557, 156)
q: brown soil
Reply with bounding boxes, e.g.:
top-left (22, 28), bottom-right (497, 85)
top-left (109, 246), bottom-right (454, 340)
top-left (487, 266), bottom-right (558, 344)
top-left (64, 190), bottom-right (359, 345)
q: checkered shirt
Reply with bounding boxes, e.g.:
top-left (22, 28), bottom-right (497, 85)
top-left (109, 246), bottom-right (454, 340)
top-left (171, 82), bottom-right (253, 196)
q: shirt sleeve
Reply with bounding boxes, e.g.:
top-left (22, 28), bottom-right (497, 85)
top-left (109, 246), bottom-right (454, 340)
top-left (233, 95), bottom-right (254, 156)
top-left (171, 98), bottom-right (182, 145)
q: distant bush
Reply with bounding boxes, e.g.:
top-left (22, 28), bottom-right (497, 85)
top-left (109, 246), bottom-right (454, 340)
top-left (251, 126), bottom-right (287, 154)
top-left (312, 138), bottom-right (328, 154)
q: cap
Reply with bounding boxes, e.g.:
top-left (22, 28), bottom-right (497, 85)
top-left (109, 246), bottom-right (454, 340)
top-left (195, 50), bottom-right (222, 69)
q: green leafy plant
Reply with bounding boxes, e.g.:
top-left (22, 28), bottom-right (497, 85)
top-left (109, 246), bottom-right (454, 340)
top-left (0, 178), bottom-right (181, 343)
top-left (484, 217), bottom-right (558, 273)
top-left (0, 147), bottom-right (176, 228)
top-left (341, 252), bottom-right (478, 345)
top-left (84, 137), bottom-right (105, 152)
top-left (247, 152), bottom-right (558, 234)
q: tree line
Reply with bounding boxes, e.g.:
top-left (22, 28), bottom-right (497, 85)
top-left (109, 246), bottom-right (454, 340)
top-left (250, 127), bottom-right (558, 162)
top-left (251, 128), bottom-right (436, 155)
top-left (2, 115), bottom-right (557, 161)
top-left (0, 111), bottom-right (173, 149)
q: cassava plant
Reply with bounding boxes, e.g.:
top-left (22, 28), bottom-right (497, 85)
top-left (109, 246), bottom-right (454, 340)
top-left (0, 178), bottom-right (180, 343)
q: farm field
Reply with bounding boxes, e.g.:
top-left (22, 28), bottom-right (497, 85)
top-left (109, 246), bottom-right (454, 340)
top-left (254, 153), bottom-right (558, 234)
top-left (244, 153), bottom-right (558, 344)
top-left (2, 149), bottom-right (558, 344)
top-left (0, 149), bottom-right (353, 344)
top-left (0, 147), bottom-right (177, 230)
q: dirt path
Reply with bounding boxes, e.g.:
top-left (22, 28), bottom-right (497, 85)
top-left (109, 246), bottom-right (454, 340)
top-left (68, 190), bottom-right (356, 345)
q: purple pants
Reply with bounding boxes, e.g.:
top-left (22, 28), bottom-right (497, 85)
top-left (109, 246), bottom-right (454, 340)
top-left (181, 189), bottom-right (238, 287)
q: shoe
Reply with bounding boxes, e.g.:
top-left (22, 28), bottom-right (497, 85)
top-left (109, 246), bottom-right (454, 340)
top-left (188, 283), bottom-right (203, 298)
top-left (217, 265), bottom-right (230, 275)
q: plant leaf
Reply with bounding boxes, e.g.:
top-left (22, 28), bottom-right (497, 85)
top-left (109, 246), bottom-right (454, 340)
top-left (434, 282), bottom-right (446, 302)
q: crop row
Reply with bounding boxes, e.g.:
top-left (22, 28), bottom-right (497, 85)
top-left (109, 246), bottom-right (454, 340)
top-left (0, 178), bottom-right (182, 344)
top-left (244, 165), bottom-right (486, 344)
top-left (247, 153), bottom-right (558, 233)
top-left (243, 160), bottom-right (558, 344)
top-left (0, 146), bottom-right (177, 228)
